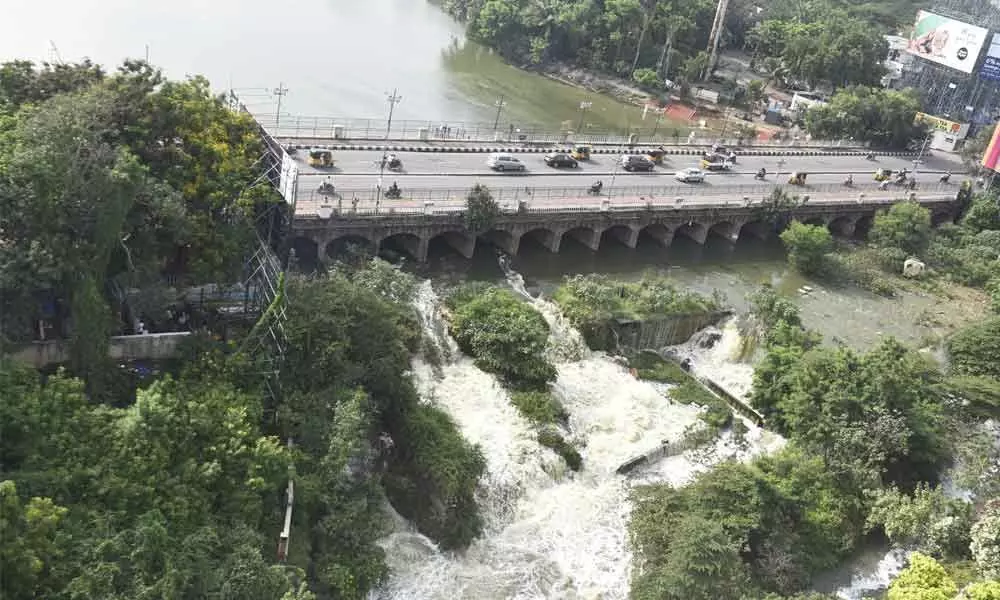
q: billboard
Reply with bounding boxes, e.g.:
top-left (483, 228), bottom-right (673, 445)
top-left (980, 33), bottom-right (1000, 82)
top-left (906, 10), bottom-right (989, 74)
top-left (914, 112), bottom-right (968, 136)
top-left (983, 122), bottom-right (1000, 172)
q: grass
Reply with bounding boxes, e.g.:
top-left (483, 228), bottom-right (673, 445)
top-left (510, 390), bottom-right (569, 425)
top-left (537, 428), bottom-right (583, 471)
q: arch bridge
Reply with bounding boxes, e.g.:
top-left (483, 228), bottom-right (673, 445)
top-left (291, 197), bottom-right (962, 263)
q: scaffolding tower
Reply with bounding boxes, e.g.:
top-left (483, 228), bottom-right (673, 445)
top-left (896, 1), bottom-right (1000, 128)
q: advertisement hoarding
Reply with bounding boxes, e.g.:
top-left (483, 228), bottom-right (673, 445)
top-left (914, 112), bottom-right (969, 136)
top-left (983, 122), bottom-right (1000, 172)
top-left (906, 10), bottom-right (989, 74)
top-left (980, 33), bottom-right (1000, 82)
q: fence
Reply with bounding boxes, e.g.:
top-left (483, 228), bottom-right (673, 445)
top-left (294, 181), bottom-right (956, 209)
top-left (293, 185), bottom-right (956, 219)
top-left (255, 114), bottom-right (864, 149)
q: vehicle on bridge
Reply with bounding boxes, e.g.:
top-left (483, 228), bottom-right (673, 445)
top-left (788, 172), bottom-right (809, 185)
top-left (675, 167), bottom-right (705, 183)
top-left (621, 155), bottom-right (655, 172)
top-left (700, 153), bottom-right (733, 171)
top-left (874, 168), bottom-right (895, 182)
top-left (308, 148), bottom-right (335, 168)
top-left (487, 153), bottom-right (526, 172)
top-left (646, 148), bottom-right (666, 165)
top-left (571, 144), bottom-right (592, 160)
top-left (544, 152), bottom-right (579, 168)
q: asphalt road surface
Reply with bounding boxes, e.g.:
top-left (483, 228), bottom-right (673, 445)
top-left (293, 149), bottom-right (960, 194)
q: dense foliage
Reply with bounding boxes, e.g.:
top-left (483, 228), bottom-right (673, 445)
top-left (442, 0), bottom-right (907, 95)
top-left (780, 221), bottom-right (833, 276)
top-left (804, 86), bottom-right (926, 149)
top-left (0, 59), bottom-right (278, 391)
top-left (553, 273), bottom-right (722, 350)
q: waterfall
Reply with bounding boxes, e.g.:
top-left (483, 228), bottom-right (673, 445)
top-left (373, 276), bottom-right (781, 600)
top-left (833, 549), bottom-right (910, 600)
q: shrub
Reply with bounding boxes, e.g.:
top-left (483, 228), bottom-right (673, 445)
top-left (538, 428), bottom-right (583, 471)
top-left (510, 390), bottom-right (568, 425)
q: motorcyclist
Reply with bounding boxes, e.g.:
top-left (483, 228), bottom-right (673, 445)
top-left (386, 181), bottom-right (401, 198)
top-left (866, 151), bottom-right (876, 161)
top-left (755, 168), bottom-right (766, 180)
top-left (387, 153), bottom-right (401, 169)
top-left (879, 180), bottom-right (890, 191)
top-left (939, 171), bottom-right (951, 183)
top-left (908, 178), bottom-right (917, 190)
top-left (844, 174), bottom-right (854, 186)
top-left (590, 180), bottom-right (604, 194)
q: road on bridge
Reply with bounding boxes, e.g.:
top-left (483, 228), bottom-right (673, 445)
top-left (292, 149), bottom-right (961, 194)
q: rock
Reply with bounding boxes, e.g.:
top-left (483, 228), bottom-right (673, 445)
top-left (903, 257), bottom-right (926, 278)
top-left (698, 331), bottom-right (722, 349)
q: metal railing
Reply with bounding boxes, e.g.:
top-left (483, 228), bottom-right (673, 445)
top-left (255, 114), bottom-right (864, 149)
top-left (294, 181), bottom-right (956, 208)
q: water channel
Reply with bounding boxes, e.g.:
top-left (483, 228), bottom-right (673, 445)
top-left (4, 2), bottom-right (960, 597)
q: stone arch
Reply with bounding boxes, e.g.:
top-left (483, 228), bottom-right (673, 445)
top-left (428, 230), bottom-right (476, 258)
top-left (479, 228), bottom-right (520, 256)
top-left (709, 221), bottom-right (741, 243)
top-left (854, 215), bottom-right (874, 239)
top-left (738, 220), bottom-right (771, 241)
top-left (327, 234), bottom-right (377, 260)
top-left (562, 226), bottom-right (601, 251)
top-left (601, 224), bottom-right (640, 249)
top-left (379, 232), bottom-right (426, 262)
top-left (521, 228), bottom-right (562, 253)
top-left (289, 236), bottom-right (319, 268)
top-left (828, 215), bottom-right (859, 237)
top-left (675, 222), bottom-right (708, 245)
top-left (640, 223), bottom-right (674, 248)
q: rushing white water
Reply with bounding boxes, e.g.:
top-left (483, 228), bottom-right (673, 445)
top-left (372, 272), bottom-right (780, 600)
top-left (666, 318), bottom-right (756, 402)
top-left (834, 549), bottom-right (910, 600)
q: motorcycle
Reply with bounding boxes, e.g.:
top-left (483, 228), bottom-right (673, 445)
top-left (317, 181), bottom-right (336, 196)
top-left (939, 172), bottom-right (951, 183)
top-left (865, 152), bottom-right (876, 161)
top-left (908, 179), bottom-right (917, 190)
top-left (588, 181), bottom-right (604, 196)
top-left (754, 169), bottom-right (766, 181)
top-left (843, 176), bottom-right (854, 187)
top-left (384, 184), bottom-right (402, 199)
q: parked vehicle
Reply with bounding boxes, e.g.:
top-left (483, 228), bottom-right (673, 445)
top-left (675, 167), bottom-right (705, 183)
top-left (486, 153), bottom-right (526, 172)
top-left (544, 152), bottom-right (579, 168)
top-left (620, 154), bottom-right (655, 172)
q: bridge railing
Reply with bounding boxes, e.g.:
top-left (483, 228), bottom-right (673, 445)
top-left (255, 114), bottom-right (863, 149)
top-left (294, 181), bottom-right (956, 208)
top-left (293, 187), bottom-right (956, 220)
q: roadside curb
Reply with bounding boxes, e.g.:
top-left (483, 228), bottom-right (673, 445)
top-left (289, 143), bottom-right (914, 158)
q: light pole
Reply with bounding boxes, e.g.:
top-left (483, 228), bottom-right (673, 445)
top-left (273, 82), bottom-right (289, 129)
top-left (576, 101), bottom-right (593, 134)
top-left (912, 131), bottom-right (932, 180)
top-left (385, 88), bottom-right (403, 139)
top-left (776, 158), bottom-right (786, 181)
top-left (493, 95), bottom-right (507, 132)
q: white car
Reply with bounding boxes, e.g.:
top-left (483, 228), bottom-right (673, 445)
top-left (675, 167), bottom-right (705, 183)
top-left (486, 152), bottom-right (526, 172)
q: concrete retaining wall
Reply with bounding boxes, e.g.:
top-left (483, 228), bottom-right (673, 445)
top-left (10, 332), bottom-right (191, 368)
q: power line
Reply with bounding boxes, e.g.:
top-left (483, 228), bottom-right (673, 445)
top-left (385, 88), bottom-right (403, 139)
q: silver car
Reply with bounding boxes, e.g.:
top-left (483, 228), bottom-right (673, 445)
top-left (675, 167), bottom-right (705, 183)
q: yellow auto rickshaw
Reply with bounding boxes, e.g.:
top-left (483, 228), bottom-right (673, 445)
top-left (874, 168), bottom-right (893, 182)
top-left (646, 148), bottom-right (666, 165)
top-left (571, 144), bottom-right (592, 161)
top-left (308, 148), bottom-right (335, 168)
top-left (788, 172), bottom-right (808, 185)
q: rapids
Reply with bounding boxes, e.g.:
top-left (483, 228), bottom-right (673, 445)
top-left (371, 274), bottom-right (777, 599)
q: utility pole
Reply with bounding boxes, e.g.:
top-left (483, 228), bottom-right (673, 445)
top-left (493, 95), bottom-right (507, 132)
top-left (273, 83), bottom-right (289, 129)
top-left (385, 88), bottom-right (403, 139)
top-left (706, 0), bottom-right (731, 79)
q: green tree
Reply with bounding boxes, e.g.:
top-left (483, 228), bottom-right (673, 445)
top-left (966, 581), bottom-right (1000, 600)
top-left (972, 506), bottom-right (1000, 580)
top-left (464, 183), bottom-right (502, 232)
top-left (870, 201), bottom-right (933, 255)
top-left (886, 552), bottom-right (957, 600)
top-left (0, 481), bottom-right (67, 599)
top-left (0, 59), bottom-right (105, 110)
top-left (962, 192), bottom-right (1000, 233)
top-left (805, 86), bottom-right (925, 149)
top-left (780, 221), bottom-right (833, 275)
top-left (867, 485), bottom-right (973, 559)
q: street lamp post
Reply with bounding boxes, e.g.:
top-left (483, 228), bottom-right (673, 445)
top-left (493, 95), bottom-right (507, 132)
top-left (776, 158), bottom-right (786, 181)
top-left (577, 101), bottom-right (593, 134)
top-left (912, 132), bottom-right (932, 180)
top-left (385, 88), bottom-right (403, 139)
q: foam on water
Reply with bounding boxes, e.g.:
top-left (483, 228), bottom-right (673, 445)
top-left (667, 318), bottom-right (756, 402)
top-left (834, 549), bottom-right (910, 600)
